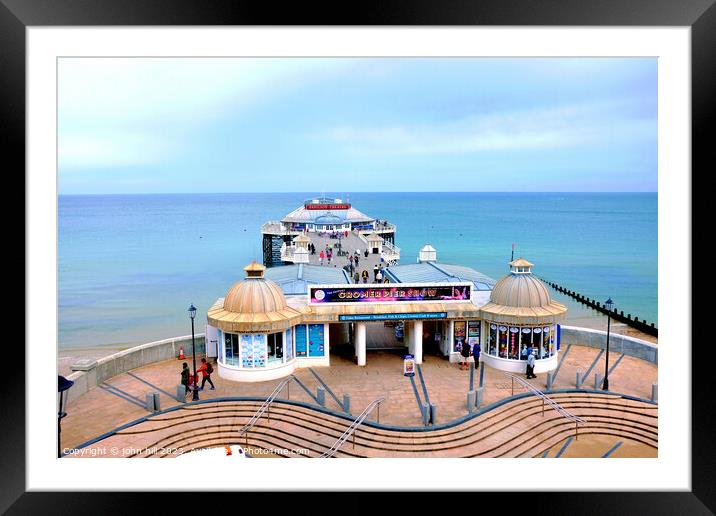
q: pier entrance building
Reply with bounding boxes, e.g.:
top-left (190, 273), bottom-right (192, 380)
top-left (206, 250), bottom-right (566, 382)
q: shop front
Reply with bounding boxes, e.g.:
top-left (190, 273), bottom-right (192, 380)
top-left (478, 258), bottom-right (567, 374)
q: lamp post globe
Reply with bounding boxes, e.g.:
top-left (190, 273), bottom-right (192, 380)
top-left (602, 297), bottom-right (614, 391)
top-left (188, 304), bottom-right (199, 401)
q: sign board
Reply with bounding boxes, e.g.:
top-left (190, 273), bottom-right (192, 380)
top-left (403, 354), bottom-right (415, 376)
top-left (305, 203), bottom-right (351, 210)
top-left (310, 283), bottom-right (472, 304)
top-left (556, 324), bottom-right (561, 350)
top-left (339, 312), bottom-right (447, 322)
top-left (295, 324), bottom-right (307, 357)
top-left (467, 320), bottom-right (481, 347)
top-left (308, 324), bottom-right (325, 357)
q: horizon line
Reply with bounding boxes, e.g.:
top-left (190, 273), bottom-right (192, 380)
top-left (58, 190), bottom-right (658, 196)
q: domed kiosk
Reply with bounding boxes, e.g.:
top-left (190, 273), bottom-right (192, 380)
top-left (207, 262), bottom-right (305, 382)
top-left (479, 258), bottom-right (567, 373)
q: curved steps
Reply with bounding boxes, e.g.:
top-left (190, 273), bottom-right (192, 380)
top-left (76, 392), bottom-right (657, 458)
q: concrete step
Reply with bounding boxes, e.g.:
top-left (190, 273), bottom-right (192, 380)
top-left (131, 396), bottom-right (656, 458)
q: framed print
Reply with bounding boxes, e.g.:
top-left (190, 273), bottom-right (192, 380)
top-left (4, 0), bottom-right (710, 512)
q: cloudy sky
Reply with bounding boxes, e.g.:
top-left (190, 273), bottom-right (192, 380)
top-left (58, 57), bottom-right (657, 194)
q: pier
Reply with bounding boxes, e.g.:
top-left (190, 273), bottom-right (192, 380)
top-left (262, 195), bottom-right (400, 270)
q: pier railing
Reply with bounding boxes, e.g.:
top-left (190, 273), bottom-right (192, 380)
top-left (261, 221), bottom-right (302, 236)
top-left (382, 240), bottom-right (401, 258)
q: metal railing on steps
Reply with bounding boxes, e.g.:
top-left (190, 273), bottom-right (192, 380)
top-left (238, 375), bottom-right (295, 446)
top-left (319, 397), bottom-right (385, 458)
top-left (503, 372), bottom-right (586, 438)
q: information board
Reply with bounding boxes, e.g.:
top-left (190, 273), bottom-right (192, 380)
top-left (252, 334), bottom-right (266, 368)
top-left (403, 354), bottom-right (415, 376)
top-left (240, 334), bottom-right (253, 368)
top-left (339, 312), bottom-right (447, 322)
top-left (308, 324), bottom-right (325, 357)
top-left (295, 324), bottom-right (307, 357)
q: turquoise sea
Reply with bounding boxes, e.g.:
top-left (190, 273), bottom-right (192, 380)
top-left (58, 193), bottom-right (657, 349)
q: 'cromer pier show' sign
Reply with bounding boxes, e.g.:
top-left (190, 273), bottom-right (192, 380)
top-left (309, 283), bottom-right (472, 304)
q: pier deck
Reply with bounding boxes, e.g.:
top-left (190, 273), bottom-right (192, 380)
top-left (289, 231), bottom-right (391, 283)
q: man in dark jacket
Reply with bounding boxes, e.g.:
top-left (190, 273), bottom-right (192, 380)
top-left (472, 342), bottom-right (481, 370)
top-left (180, 362), bottom-right (190, 396)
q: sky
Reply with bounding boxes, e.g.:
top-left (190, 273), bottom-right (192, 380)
top-left (58, 57), bottom-right (657, 194)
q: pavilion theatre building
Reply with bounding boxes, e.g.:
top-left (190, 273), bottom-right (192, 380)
top-left (205, 251), bottom-right (566, 382)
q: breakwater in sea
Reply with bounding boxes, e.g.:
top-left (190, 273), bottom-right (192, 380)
top-left (542, 279), bottom-right (657, 337)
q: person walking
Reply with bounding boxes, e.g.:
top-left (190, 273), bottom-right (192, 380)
top-left (180, 362), bottom-right (190, 397)
top-left (197, 357), bottom-right (215, 390)
top-left (376, 269), bottom-right (383, 283)
top-left (526, 346), bottom-right (537, 379)
top-left (355, 255), bottom-right (359, 268)
top-left (353, 271), bottom-right (360, 284)
top-left (349, 254), bottom-right (354, 266)
top-left (361, 270), bottom-right (369, 284)
top-left (459, 340), bottom-right (471, 370)
top-left (373, 264), bottom-right (379, 281)
top-left (319, 250), bottom-right (324, 265)
top-left (472, 341), bottom-right (481, 371)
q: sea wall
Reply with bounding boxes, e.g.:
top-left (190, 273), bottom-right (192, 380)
top-left (66, 334), bottom-right (206, 402)
top-left (559, 325), bottom-right (657, 364)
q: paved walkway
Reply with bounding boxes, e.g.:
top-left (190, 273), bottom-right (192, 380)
top-left (61, 344), bottom-right (657, 453)
top-left (300, 231), bottom-right (389, 282)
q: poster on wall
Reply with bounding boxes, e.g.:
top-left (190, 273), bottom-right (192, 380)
top-left (240, 334), bottom-right (253, 368)
top-left (253, 334), bottom-right (266, 368)
top-left (295, 325), bottom-right (307, 357)
top-left (308, 324), bottom-right (325, 357)
top-left (285, 328), bottom-right (293, 361)
top-left (467, 320), bottom-right (480, 346)
top-left (454, 320), bottom-right (466, 352)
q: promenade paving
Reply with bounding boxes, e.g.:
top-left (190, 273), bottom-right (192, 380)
top-left (61, 343), bottom-right (657, 454)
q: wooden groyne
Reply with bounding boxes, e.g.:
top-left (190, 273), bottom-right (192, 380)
top-left (541, 279), bottom-right (658, 338)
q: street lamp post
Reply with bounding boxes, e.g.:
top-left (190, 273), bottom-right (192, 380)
top-left (602, 297), bottom-right (614, 391)
top-left (189, 303), bottom-right (199, 401)
top-left (58, 375), bottom-right (74, 458)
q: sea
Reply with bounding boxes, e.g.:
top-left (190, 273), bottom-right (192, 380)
top-left (58, 192), bottom-right (657, 349)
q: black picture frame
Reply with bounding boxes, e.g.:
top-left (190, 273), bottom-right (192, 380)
top-left (3, 0), bottom-right (708, 513)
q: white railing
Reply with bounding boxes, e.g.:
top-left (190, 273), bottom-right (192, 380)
top-left (382, 240), bottom-right (401, 256)
top-left (354, 231), bottom-right (369, 245)
top-left (372, 222), bottom-right (397, 232)
top-left (319, 397), bottom-right (385, 458)
top-left (262, 221), bottom-right (302, 236)
top-left (503, 372), bottom-right (586, 436)
top-left (280, 243), bottom-right (295, 261)
top-left (238, 375), bottom-right (295, 445)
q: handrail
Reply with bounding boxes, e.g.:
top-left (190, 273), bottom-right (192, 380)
top-left (503, 372), bottom-right (586, 425)
top-left (382, 240), bottom-right (401, 255)
top-left (238, 375), bottom-right (295, 442)
top-left (319, 397), bottom-right (385, 458)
